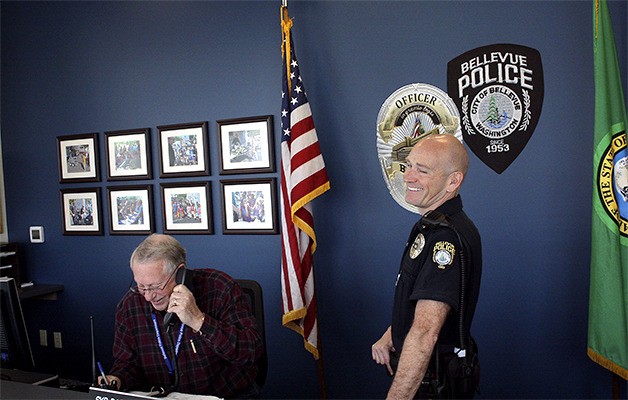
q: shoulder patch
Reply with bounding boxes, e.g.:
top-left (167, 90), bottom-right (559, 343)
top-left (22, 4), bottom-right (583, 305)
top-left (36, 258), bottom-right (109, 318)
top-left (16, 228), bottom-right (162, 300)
top-left (432, 241), bottom-right (455, 269)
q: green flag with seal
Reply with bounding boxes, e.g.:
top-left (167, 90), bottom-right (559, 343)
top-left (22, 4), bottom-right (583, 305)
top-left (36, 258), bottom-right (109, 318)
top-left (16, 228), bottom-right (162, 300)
top-left (588, 0), bottom-right (628, 380)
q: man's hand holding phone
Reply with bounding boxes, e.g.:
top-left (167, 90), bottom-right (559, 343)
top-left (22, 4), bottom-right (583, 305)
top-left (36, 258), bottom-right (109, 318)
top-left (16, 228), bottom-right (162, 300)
top-left (167, 284), bottom-right (204, 332)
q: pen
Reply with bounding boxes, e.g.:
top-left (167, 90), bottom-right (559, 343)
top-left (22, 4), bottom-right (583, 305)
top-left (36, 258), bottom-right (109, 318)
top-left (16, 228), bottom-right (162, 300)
top-left (97, 361), bottom-right (109, 385)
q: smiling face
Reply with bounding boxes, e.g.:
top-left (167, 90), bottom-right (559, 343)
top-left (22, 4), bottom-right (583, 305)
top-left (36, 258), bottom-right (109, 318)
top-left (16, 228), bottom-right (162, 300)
top-left (403, 134), bottom-right (467, 214)
top-left (131, 260), bottom-right (178, 311)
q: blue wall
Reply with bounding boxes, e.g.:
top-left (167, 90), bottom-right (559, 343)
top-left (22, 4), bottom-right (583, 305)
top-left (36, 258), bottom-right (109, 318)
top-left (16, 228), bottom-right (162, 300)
top-left (2, 1), bottom-right (626, 398)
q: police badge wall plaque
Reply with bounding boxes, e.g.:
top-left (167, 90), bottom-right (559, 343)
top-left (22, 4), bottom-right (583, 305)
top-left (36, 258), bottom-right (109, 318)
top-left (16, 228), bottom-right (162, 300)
top-left (377, 83), bottom-right (462, 213)
top-left (447, 44), bottom-right (544, 174)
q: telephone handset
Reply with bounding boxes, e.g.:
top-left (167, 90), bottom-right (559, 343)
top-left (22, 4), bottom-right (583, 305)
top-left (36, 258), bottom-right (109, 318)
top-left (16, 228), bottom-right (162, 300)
top-left (163, 267), bottom-right (187, 331)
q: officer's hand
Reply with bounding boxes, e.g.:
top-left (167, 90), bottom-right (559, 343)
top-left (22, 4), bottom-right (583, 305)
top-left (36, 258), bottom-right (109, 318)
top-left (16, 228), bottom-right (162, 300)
top-left (372, 327), bottom-right (395, 376)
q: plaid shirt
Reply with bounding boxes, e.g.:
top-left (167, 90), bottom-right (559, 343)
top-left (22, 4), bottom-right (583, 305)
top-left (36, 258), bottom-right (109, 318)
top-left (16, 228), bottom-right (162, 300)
top-left (110, 268), bottom-right (262, 398)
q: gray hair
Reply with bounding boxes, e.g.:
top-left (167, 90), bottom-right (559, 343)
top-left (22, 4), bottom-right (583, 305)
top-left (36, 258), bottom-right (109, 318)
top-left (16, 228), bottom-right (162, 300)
top-left (130, 234), bottom-right (186, 274)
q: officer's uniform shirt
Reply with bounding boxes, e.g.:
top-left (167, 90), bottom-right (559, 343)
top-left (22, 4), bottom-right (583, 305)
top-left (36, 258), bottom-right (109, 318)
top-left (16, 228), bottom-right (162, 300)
top-left (391, 195), bottom-right (482, 356)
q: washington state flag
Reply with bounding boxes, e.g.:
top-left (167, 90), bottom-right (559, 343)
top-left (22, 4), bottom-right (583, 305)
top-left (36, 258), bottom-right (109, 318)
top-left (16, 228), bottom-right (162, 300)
top-left (588, 0), bottom-right (628, 380)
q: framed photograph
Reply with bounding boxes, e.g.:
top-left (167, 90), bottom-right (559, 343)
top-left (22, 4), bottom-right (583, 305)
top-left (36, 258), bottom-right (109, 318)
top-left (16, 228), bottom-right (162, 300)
top-left (220, 178), bottom-right (278, 234)
top-left (105, 128), bottom-right (152, 180)
top-left (107, 185), bottom-right (154, 235)
top-left (161, 182), bottom-right (213, 235)
top-left (217, 115), bottom-right (275, 174)
top-left (57, 133), bottom-right (99, 183)
top-left (157, 122), bottom-right (209, 177)
top-left (60, 188), bottom-right (103, 235)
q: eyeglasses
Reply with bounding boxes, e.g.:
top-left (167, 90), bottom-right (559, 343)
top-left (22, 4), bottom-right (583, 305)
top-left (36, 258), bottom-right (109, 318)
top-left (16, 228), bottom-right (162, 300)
top-left (129, 265), bottom-right (181, 296)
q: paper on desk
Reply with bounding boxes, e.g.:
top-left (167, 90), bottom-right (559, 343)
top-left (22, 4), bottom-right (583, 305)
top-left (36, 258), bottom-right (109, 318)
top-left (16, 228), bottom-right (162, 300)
top-left (130, 391), bottom-right (222, 400)
top-left (165, 393), bottom-right (222, 400)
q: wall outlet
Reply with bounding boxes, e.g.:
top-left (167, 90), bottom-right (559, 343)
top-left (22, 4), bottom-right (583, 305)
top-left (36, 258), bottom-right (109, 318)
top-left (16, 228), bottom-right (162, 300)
top-left (39, 329), bottom-right (48, 346)
top-left (53, 331), bottom-right (62, 348)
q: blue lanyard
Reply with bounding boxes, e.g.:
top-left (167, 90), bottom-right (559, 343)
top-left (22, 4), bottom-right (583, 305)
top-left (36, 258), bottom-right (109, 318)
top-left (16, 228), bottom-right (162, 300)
top-left (151, 313), bottom-right (185, 375)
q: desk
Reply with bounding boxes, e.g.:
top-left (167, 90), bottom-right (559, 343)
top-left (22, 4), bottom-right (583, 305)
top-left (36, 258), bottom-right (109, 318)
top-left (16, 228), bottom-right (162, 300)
top-left (0, 380), bottom-right (86, 399)
top-left (19, 284), bottom-right (64, 300)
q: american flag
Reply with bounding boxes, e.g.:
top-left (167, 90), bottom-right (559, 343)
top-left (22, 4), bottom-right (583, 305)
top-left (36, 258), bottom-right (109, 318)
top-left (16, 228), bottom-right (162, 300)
top-left (280, 6), bottom-right (330, 360)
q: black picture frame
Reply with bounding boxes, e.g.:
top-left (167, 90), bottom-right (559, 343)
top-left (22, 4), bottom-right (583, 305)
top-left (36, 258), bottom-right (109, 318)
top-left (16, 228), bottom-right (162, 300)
top-left (161, 181), bottom-right (213, 235)
top-left (105, 128), bottom-right (152, 181)
top-left (107, 185), bottom-right (154, 235)
top-left (57, 133), bottom-right (99, 183)
top-left (157, 121), bottom-right (209, 178)
top-left (219, 178), bottom-right (278, 234)
top-left (60, 187), bottom-right (103, 235)
top-left (217, 115), bottom-right (275, 175)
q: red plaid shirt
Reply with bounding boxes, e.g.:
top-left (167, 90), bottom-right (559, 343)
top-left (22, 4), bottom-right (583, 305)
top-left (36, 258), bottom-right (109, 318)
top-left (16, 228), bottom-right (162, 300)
top-left (110, 268), bottom-right (262, 398)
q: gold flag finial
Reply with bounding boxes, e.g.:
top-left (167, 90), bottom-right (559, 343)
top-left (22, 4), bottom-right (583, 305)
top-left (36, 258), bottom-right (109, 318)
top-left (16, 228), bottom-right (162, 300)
top-left (595, 0), bottom-right (599, 39)
top-left (281, 5), bottom-right (293, 92)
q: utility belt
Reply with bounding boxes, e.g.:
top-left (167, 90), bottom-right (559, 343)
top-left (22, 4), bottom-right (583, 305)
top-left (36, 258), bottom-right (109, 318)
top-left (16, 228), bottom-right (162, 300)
top-left (420, 337), bottom-right (481, 399)
top-left (388, 337), bottom-right (480, 399)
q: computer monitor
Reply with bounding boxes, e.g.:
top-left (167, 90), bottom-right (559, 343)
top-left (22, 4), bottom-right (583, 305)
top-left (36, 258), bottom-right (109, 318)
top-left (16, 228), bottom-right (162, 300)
top-left (0, 277), bottom-right (35, 370)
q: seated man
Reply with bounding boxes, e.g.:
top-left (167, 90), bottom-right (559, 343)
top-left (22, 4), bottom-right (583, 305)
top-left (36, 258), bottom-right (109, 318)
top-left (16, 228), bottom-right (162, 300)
top-left (100, 234), bottom-right (263, 398)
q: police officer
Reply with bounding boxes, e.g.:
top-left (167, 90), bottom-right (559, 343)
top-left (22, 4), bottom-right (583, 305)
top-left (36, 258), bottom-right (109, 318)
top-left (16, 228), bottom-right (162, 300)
top-left (372, 133), bottom-right (482, 399)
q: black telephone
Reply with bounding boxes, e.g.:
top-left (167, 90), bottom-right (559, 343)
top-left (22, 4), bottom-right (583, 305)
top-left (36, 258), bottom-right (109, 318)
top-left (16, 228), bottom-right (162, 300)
top-left (163, 267), bottom-right (187, 331)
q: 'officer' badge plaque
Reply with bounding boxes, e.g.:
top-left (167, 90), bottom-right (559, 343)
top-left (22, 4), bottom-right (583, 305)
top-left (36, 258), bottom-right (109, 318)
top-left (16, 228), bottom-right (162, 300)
top-left (377, 83), bottom-right (462, 213)
top-left (447, 44), bottom-right (544, 174)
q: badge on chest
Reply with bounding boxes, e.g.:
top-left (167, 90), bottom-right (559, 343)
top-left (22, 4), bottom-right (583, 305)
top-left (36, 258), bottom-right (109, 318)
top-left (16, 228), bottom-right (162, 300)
top-left (409, 233), bottom-right (425, 259)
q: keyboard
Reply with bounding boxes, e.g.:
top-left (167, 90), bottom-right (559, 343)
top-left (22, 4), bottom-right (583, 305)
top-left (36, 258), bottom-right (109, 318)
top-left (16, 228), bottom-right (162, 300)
top-left (59, 377), bottom-right (92, 392)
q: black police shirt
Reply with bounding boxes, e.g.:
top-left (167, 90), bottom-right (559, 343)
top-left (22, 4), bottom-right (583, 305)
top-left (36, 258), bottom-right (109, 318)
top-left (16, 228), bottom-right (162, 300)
top-left (391, 196), bottom-right (482, 353)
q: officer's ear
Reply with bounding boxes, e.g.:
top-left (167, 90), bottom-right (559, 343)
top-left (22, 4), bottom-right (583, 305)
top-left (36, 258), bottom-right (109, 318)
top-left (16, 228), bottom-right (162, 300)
top-left (446, 170), bottom-right (464, 193)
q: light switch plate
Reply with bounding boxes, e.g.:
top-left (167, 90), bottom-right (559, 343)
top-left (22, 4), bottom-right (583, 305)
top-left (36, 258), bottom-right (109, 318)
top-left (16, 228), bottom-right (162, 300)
top-left (29, 226), bottom-right (45, 243)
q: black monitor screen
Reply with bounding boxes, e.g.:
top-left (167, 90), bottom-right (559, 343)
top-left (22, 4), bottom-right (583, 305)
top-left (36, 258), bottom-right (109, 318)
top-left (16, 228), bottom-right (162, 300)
top-left (0, 277), bottom-right (35, 370)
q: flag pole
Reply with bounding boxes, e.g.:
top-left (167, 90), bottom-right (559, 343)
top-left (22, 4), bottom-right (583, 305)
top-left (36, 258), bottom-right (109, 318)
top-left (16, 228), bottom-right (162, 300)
top-left (313, 269), bottom-right (327, 399)
top-left (316, 334), bottom-right (328, 399)
top-left (611, 371), bottom-right (621, 399)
